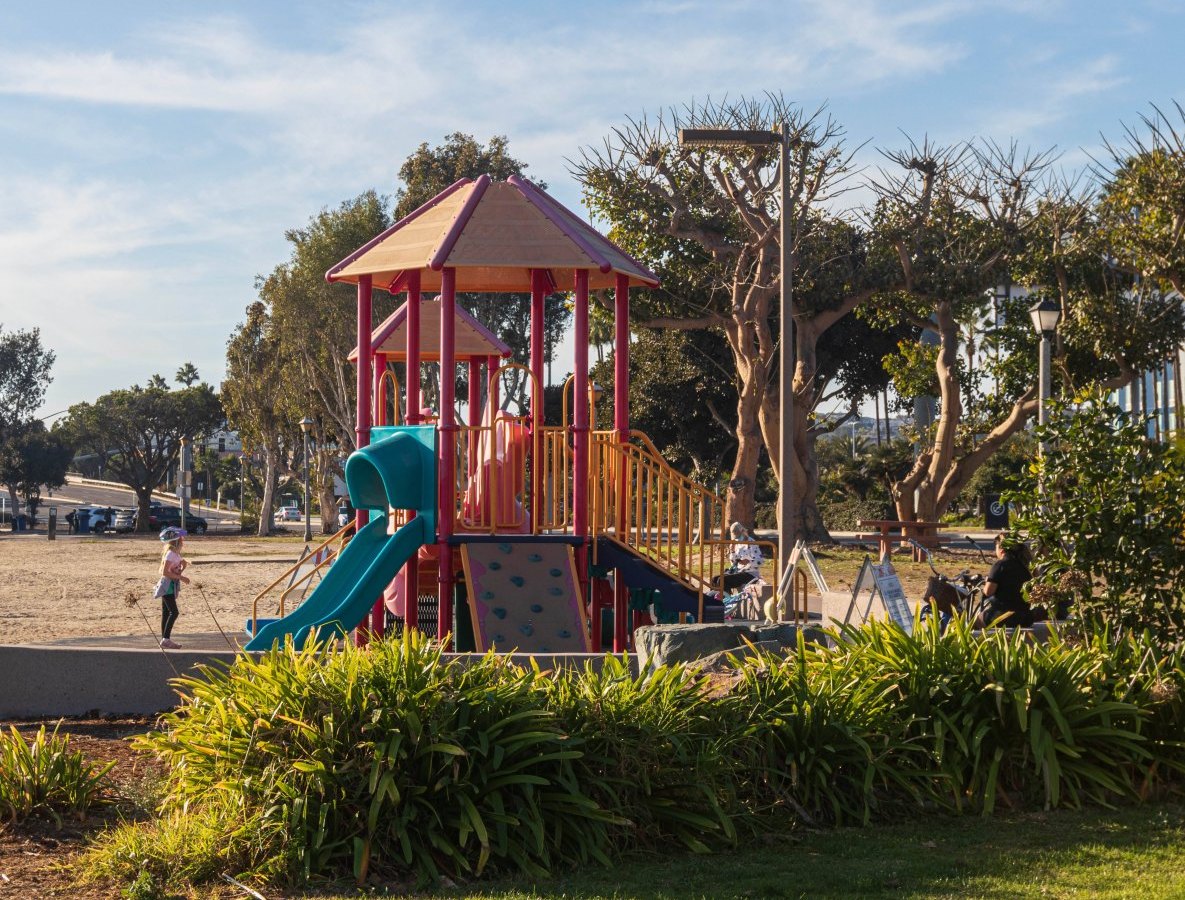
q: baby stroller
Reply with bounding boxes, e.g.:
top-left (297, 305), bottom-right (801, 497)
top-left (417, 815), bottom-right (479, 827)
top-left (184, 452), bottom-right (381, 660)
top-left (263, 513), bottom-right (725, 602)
top-left (712, 566), bottom-right (768, 620)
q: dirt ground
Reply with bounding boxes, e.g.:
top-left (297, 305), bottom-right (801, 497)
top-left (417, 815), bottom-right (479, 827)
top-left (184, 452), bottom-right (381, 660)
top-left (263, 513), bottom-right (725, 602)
top-left (0, 533), bottom-right (996, 645)
top-left (0, 533), bottom-right (316, 645)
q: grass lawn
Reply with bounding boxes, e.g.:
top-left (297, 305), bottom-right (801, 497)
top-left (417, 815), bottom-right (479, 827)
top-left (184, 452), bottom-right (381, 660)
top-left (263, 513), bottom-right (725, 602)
top-left (313, 802), bottom-right (1185, 899)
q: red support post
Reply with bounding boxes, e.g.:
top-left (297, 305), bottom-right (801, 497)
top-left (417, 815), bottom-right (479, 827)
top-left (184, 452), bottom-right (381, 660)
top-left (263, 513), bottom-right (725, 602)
top-left (406, 271), bottom-right (421, 424)
top-left (404, 271), bottom-right (422, 634)
top-left (530, 270), bottom-right (545, 534)
top-left (613, 273), bottom-right (630, 652)
top-left (614, 273), bottom-right (630, 436)
top-left (438, 268), bottom-right (457, 644)
top-left (573, 269), bottom-right (590, 607)
top-left (355, 275), bottom-right (373, 647)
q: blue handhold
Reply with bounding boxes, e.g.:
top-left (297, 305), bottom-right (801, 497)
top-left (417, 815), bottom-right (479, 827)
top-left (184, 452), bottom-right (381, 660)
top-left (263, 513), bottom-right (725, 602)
top-left (519, 624), bottom-right (535, 636)
top-left (557, 629), bottom-right (572, 639)
top-left (497, 543), bottom-right (513, 554)
top-left (530, 603), bottom-right (543, 613)
top-left (493, 633), bottom-right (506, 644)
top-left (548, 568), bottom-right (563, 577)
top-left (482, 591), bottom-right (496, 601)
top-left (527, 553), bottom-right (543, 562)
top-left (548, 586), bottom-right (564, 596)
top-left (492, 607), bottom-right (507, 619)
top-left (489, 561), bottom-right (502, 571)
top-left (510, 575), bottom-right (525, 588)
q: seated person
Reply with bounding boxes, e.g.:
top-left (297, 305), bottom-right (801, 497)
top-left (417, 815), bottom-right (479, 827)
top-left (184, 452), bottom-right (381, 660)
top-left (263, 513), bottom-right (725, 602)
top-left (715, 521), bottom-right (764, 592)
top-left (978, 534), bottom-right (1033, 628)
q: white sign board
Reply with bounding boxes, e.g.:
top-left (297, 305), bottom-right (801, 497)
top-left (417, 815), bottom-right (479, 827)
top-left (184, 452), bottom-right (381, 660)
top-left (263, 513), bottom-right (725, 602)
top-left (843, 556), bottom-right (914, 634)
top-left (871, 561), bottom-right (913, 634)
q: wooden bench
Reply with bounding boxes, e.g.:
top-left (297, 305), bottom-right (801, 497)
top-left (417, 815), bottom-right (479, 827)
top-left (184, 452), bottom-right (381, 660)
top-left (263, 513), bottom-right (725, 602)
top-left (855, 519), bottom-right (950, 562)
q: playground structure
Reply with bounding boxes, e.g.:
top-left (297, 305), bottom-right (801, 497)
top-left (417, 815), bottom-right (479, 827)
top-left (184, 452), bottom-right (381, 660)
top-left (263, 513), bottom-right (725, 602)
top-left (246, 175), bottom-right (787, 653)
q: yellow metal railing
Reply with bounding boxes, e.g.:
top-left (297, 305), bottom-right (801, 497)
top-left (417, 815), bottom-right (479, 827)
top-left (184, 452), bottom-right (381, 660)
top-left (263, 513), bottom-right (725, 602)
top-left (589, 432), bottom-right (782, 621)
top-left (249, 521), bottom-right (356, 634)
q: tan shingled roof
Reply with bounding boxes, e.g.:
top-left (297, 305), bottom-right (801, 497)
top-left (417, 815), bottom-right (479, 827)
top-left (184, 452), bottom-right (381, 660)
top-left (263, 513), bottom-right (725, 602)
top-left (327, 176), bottom-right (659, 293)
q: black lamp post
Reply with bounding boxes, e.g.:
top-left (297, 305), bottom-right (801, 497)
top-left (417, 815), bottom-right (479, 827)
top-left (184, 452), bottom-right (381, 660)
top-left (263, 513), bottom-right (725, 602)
top-left (1028, 297), bottom-right (1062, 454)
top-left (300, 417), bottom-right (314, 542)
top-left (679, 124), bottom-right (794, 612)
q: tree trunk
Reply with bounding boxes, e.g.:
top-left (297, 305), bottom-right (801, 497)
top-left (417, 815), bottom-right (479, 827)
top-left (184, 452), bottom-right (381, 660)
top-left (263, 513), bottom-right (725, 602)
top-left (135, 488), bottom-right (154, 534)
top-left (758, 319), bottom-right (831, 542)
top-left (258, 446), bottom-right (278, 537)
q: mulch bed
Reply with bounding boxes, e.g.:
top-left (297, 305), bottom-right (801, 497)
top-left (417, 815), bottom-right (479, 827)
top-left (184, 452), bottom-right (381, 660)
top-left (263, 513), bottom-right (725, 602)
top-left (0, 717), bottom-right (164, 899)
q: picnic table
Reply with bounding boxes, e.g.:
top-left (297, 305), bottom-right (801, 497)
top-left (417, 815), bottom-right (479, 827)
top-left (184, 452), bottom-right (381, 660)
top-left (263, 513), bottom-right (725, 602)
top-left (856, 519), bottom-right (949, 562)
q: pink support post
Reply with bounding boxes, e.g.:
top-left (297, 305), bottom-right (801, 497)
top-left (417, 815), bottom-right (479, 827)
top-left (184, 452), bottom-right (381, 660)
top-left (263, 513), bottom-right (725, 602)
top-left (573, 269), bottom-right (590, 604)
top-left (530, 270), bottom-right (545, 534)
top-left (438, 268), bottom-right (457, 644)
top-left (487, 354), bottom-right (500, 420)
top-left (467, 359), bottom-right (481, 478)
top-left (355, 275), bottom-right (373, 647)
top-left (373, 354), bottom-right (386, 426)
top-left (406, 271), bottom-right (421, 425)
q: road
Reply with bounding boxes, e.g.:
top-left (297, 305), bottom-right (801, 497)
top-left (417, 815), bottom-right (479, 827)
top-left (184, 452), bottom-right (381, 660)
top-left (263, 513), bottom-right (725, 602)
top-left (17, 478), bottom-right (322, 534)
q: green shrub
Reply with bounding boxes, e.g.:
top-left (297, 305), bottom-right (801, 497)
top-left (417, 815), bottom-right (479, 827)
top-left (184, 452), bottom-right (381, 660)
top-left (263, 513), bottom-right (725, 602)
top-left (78, 623), bottom-right (1185, 896)
top-left (114, 632), bottom-right (617, 887)
top-left (1011, 391), bottom-right (1185, 643)
top-left (543, 656), bottom-right (742, 851)
top-left (819, 498), bottom-right (890, 532)
top-left (725, 631), bottom-right (928, 826)
top-left (0, 723), bottom-right (114, 825)
top-left (837, 618), bottom-right (1150, 813)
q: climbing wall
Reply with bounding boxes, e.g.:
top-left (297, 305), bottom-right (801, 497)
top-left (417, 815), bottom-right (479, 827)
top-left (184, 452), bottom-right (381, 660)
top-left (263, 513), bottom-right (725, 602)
top-left (460, 541), bottom-right (590, 653)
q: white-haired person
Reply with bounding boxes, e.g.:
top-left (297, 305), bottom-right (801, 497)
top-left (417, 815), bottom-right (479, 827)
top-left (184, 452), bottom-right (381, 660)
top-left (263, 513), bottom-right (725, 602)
top-left (714, 521), bottom-right (764, 592)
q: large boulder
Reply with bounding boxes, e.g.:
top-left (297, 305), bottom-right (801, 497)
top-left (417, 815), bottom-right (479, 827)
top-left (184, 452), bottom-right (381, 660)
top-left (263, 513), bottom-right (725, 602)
top-left (634, 622), bottom-right (824, 670)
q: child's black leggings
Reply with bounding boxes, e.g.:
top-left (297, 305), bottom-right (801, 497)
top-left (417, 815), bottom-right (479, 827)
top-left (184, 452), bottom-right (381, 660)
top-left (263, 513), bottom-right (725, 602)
top-left (161, 595), bottom-right (179, 639)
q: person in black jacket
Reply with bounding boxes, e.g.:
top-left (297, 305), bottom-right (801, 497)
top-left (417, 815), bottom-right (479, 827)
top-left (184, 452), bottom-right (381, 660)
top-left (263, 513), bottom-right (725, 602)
top-left (978, 534), bottom-right (1033, 628)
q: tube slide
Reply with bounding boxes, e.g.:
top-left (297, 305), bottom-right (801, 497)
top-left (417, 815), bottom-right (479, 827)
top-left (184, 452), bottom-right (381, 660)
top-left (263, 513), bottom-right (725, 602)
top-left (246, 427), bottom-right (436, 650)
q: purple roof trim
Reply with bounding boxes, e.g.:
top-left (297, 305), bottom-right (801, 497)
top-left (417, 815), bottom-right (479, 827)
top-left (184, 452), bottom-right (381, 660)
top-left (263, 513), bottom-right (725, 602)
top-left (324, 177), bottom-right (471, 283)
top-left (508, 175), bottom-right (612, 273)
top-left (428, 174), bottom-right (491, 271)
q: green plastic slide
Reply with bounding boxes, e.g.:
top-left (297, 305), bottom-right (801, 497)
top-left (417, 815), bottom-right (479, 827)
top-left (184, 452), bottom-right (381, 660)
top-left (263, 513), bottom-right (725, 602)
top-left (245, 427), bottom-right (436, 650)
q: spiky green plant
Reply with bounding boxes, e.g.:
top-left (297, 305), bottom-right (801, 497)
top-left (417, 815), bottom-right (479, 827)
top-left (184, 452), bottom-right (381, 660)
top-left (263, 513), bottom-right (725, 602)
top-left (542, 655), bottom-right (743, 852)
top-left (0, 723), bottom-right (114, 824)
top-left (120, 631), bottom-right (619, 887)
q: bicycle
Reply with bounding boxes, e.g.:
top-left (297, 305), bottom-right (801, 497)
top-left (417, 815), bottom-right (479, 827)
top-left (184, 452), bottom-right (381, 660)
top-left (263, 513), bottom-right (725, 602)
top-left (909, 539), bottom-right (988, 626)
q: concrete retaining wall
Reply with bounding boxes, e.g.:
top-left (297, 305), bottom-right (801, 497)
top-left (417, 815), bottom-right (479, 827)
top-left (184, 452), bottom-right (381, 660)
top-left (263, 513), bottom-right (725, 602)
top-left (0, 645), bottom-right (631, 718)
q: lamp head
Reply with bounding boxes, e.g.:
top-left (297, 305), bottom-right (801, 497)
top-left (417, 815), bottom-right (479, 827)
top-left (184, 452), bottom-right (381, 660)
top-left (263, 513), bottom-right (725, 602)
top-left (299, 416), bottom-right (315, 435)
top-left (1028, 297), bottom-right (1061, 336)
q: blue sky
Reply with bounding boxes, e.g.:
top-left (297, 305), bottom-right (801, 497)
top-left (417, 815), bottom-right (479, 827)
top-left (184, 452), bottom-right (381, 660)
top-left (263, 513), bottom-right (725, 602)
top-left (0, 0), bottom-right (1181, 419)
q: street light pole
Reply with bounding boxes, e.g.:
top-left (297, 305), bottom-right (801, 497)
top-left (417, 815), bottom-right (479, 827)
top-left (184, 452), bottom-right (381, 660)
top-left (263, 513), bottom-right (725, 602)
top-left (1029, 297), bottom-right (1062, 456)
top-left (300, 417), bottom-right (314, 543)
top-left (678, 124), bottom-right (794, 614)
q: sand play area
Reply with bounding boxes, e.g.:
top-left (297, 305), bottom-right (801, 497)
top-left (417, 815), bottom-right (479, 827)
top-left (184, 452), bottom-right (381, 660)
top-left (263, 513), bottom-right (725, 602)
top-left (0, 533), bottom-right (957, 646)
top-left (0, 534), bottom-right (311, 645)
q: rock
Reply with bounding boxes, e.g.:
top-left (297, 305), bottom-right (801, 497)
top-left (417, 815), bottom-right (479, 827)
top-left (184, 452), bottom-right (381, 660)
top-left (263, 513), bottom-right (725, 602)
top-left (634, 622), bottom-right (826, 670)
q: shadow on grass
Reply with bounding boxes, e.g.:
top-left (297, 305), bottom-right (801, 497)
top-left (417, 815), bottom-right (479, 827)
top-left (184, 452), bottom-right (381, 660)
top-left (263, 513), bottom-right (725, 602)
top-left (391, 802), bottom-right (1185, 900)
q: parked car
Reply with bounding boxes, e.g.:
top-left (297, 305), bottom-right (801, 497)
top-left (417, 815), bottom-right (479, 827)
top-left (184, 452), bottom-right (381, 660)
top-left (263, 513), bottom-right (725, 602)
top-left (74, 506), bottom-right (117, 534)
top-left (337, 503), bottom-right (355, 528)
top-left (275, 506), bottom-right (302, 522)
top-left (135, 506), bottom-right (208, 534)
top-left (112, 508), bottom-right (136, 533)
